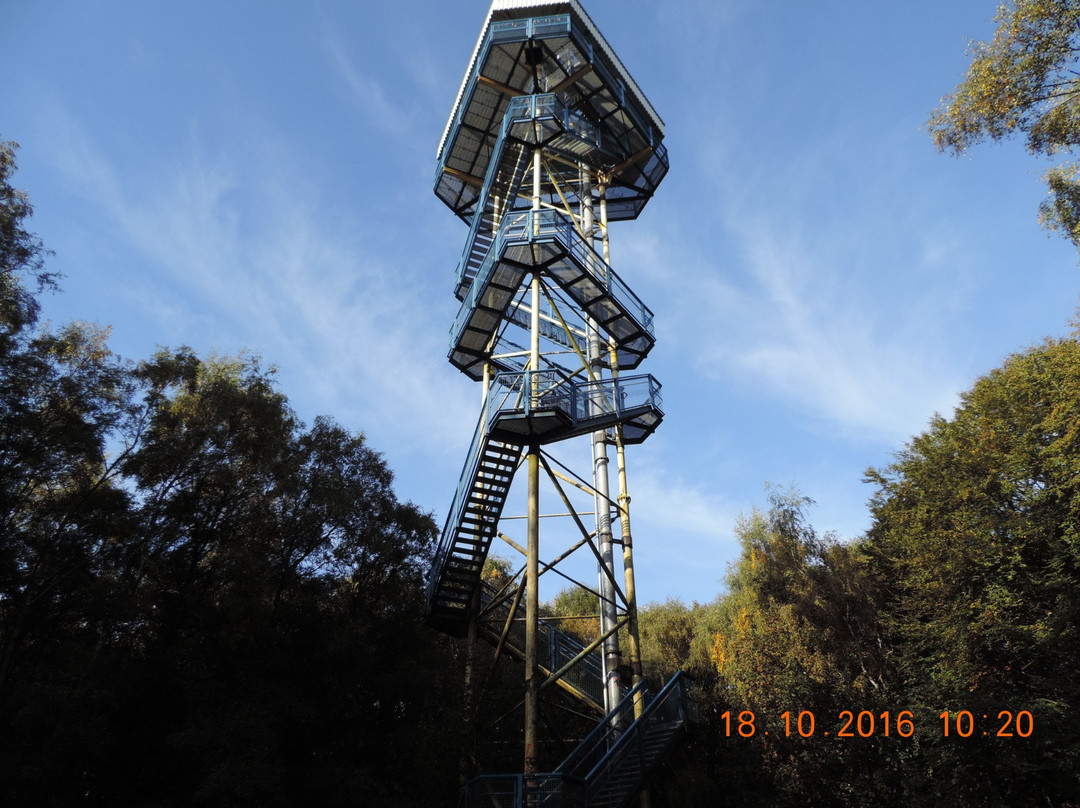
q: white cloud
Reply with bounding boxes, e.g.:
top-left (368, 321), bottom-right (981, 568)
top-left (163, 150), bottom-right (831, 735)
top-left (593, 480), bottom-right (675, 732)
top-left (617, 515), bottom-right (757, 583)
top-left (611, 131), bottom-right (970, 450)
top-left (40, 107), bottom-right (474, 458)
top-left (630, 462), bottom-right (737, 539)
top-left (324, 37), bottom-right (414, 135)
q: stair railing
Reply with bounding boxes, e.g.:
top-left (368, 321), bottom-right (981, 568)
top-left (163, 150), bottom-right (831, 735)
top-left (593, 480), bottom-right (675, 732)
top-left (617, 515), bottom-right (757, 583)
top-left (580, 672), bottom-right (689, 804)
top-left (427, 411), bottom-right (496, 603)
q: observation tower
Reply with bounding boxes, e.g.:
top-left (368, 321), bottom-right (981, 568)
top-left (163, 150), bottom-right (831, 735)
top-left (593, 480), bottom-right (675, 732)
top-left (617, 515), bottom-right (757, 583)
top-left (426, 2), bottom-right (692, 805)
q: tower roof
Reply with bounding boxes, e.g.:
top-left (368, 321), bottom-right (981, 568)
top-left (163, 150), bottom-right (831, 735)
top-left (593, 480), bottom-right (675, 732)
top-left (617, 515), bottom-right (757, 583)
top-left (434, 0), bottom-right (667, 223)
top-left (438, 0), bottom-right (664, 161)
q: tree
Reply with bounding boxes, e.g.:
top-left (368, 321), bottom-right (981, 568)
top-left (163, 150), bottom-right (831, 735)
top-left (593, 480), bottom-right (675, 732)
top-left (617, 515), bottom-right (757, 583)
top-left (703, 491), bottom-right (899, 806)
top-left (0, 139), bottom-right (463, 806)
top-left (928, 0), bottom-right (1080, 250)
top-left (548, 584), bottom-right (599, 644)
top-left (0, 139), bottom-right (134, 707)
top-left (865, 329), bottom-right (1080, 805)
top-left (0, 139), bottom-right (54, 340)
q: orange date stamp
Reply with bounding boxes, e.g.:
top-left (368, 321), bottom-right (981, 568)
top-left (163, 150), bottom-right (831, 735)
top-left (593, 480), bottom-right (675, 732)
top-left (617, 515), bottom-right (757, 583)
top-left (721, 709), bottom-right (1034, 739)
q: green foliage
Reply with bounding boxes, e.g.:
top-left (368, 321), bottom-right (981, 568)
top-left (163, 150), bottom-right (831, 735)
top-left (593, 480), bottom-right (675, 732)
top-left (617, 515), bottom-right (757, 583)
top-left (653, 334), bottom-right (1080, 807)
top-left (0, 140), bottom-right (55, 342)
top-left (548, 584), bottom-right (599, 644)
top-left (928, 0), bottom-right (1080, 249)
top-left (865, 332), bottom-right (1080, 804)
top-left (714, 492), bottom-right (887, 708)
top-left (481, 553), bottom-right (516, 588)
top-left (0, 142), bottom-right (458, 807)
top-left (702, 492), bottom-right (899, 805)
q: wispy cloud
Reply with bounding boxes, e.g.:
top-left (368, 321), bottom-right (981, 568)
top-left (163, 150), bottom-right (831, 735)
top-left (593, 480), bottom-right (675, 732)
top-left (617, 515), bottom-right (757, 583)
top-left (40, 105), bottom-right (473, 462)
top-left (701, 213), bottom-right (962, 442)
top-left (629, 454), bottom-right (737, 539)
top-left (324, 37), bottom-right (414, 135)
top-left (616, 134), bottom-right (970, 449)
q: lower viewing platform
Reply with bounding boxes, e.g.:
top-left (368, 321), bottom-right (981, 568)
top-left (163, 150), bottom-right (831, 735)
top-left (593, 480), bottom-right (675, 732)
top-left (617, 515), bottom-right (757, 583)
top-left (426, 369), bottom-right (661, 636)
top-left (486, 370), bottom-right (663, 445)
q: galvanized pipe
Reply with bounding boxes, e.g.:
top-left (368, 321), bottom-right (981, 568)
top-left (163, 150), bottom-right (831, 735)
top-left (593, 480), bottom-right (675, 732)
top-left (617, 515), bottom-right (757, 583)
top-left (523, 141), bottom-right (543, 779)
top-left (583, 171), bottom-right (623, 717)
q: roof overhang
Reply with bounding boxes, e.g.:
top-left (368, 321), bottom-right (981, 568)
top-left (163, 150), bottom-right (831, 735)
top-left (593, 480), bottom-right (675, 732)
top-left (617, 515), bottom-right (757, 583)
top-left (437, 0), bottom-right (665, 161)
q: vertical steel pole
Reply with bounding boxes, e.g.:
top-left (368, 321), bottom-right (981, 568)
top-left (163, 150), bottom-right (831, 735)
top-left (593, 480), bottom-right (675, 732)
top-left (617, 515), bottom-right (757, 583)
top-left (585, 172), bottom-right (622, 716)
top-left (525, 438), bottom-right (540, 778)
top-left (599, 179), bottom-right (651, 808)
top-left (460, 583), bottom-right (481, 793)
top-left (523, 142), bottom-right (542, 781)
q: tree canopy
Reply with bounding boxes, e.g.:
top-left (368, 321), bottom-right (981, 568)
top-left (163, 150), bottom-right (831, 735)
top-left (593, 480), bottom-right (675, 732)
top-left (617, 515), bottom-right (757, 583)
top-left (864, 330), bottom-right (1080, 804)
top-left (928, 0), bottom-right (1080, 250)
top-left (0, 139), bottom-right (461, 807)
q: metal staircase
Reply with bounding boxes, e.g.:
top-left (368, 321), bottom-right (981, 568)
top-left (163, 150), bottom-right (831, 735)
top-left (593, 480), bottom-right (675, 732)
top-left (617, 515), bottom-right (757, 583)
top-left (426, 2), bottom-right (683, 806)
top-left (463, 672), bottom-right (694, 808)
top-left (428, 369), bottom-right (662, 636)
top-left (449, 207), bottom-right (655, 380)
top-left (558, 672), bottom-right (692, 808)
top-left (427, 419), bottom-right (524, 636)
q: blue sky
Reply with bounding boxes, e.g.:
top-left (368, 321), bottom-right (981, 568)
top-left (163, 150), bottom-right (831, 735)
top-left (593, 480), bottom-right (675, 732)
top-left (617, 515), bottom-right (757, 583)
top-left (3, 0), bottom-right (1077, 606)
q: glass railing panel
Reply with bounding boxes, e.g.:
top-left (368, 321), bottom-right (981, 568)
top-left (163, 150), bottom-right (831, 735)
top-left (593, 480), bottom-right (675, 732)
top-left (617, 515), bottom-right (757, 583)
top-left (582, 375), bottom-right (659, 419)
top-left (531, 15), bottom-right (572, 39)
top-left (533, 94), bottom-right (557, 118)
top-left (488, 371), bottom-right (576, 421)
top-left (487, 374), bottom-right (528, 421)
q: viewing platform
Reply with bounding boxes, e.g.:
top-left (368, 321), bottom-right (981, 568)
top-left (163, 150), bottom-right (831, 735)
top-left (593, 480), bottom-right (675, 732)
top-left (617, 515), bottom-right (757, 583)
top-left (426, 369), bottom-right (662, 635)
top-left (449, 208), bottom-right (656, 380)
top-left (486, 370), bottom-right (663, 445)
top-left (434, 8), bottom-right (667, 226)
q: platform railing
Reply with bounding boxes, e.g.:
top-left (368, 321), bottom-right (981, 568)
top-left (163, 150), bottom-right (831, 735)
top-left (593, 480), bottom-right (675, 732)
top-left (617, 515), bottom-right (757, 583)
top-left (486, 371), bottom-right (661, 439)
top-left (577, 672), bottom-right (690, 804)
top-left (453, 93), bottom-right (606, 297)
top-left (555, 680), bottom-right (648, 781)
top-left (499, 209), bottom-right (654, 334)
top-left (450, 208), bottom-right (654, 358)
top-left (573, 374), bottom-right (662, 425)
top-left (487, 370), bottom-right (575, 421)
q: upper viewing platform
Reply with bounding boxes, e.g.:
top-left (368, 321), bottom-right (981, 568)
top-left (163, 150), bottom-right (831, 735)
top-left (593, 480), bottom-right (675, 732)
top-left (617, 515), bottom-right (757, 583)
top-left (435, 0), bottom-right (668, 225)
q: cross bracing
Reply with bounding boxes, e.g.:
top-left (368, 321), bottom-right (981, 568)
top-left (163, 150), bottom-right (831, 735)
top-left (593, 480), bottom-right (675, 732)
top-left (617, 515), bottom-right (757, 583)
top-left (425, 2), bottom-right (690, 805)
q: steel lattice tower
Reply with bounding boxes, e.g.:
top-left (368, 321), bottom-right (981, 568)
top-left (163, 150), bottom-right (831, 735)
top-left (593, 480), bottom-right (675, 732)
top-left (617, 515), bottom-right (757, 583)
top-left (426, 3), bottom-right (691, 805)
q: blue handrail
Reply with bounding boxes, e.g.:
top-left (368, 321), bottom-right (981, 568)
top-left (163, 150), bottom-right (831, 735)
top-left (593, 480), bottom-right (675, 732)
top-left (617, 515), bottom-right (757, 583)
top-left (449, 207), bottom-right (654, 356)
top-left (452, 93), bottom-right (609, 298)
top-left (462, 672), bottom-right (690, 808)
